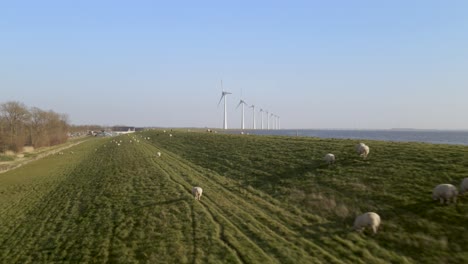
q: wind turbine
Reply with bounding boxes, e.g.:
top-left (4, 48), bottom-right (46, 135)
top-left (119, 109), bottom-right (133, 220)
top-left (270, 113), bottom-right (275, 130)
top-left (237, 99), bottom-right (248, 130)
top-left (277, 115), bottom-right (281, 129)
top-left (266, 110), bottom-right (270, 129)
top-left (217, 80), bottom-right (232, 129)
top-left (259, 109), bottom-right (264, 129)
top-left (250, 105), bottom-right (256, 129)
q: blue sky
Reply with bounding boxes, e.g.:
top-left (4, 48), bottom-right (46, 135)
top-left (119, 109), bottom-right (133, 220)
top-left (1, 1), bottom-right (467, 129)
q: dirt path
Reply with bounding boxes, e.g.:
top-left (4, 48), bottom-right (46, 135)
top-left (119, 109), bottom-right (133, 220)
top-left (0, 140), bottom-right (86, 174)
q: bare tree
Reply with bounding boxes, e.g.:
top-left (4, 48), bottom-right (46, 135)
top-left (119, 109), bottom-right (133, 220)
top-left (0, 101), bottom-right (30, 152)
top-left (29, 107), bottom-right (49, 147)
top-left (0, 101), bottom-right (70, 152)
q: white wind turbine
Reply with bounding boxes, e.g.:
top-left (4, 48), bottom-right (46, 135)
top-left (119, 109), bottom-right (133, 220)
top-left (237, 99), bottom-right (248, 130)
top-left (217, 80), bottom-right (232, 130)
top-left (270, 113), bottom-right (275, 130)
top-left (259, 109), bottom-right (264, 129)
top-left (266, 110), bottom-right (270, 129)
top-left (277, 115), bottom-right (281, 129)
top-left (250, 105), bottom-right (256, 129)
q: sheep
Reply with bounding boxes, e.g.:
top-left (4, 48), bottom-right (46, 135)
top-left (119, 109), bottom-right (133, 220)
top-left (354, 212), bottom-right (381, 234)
top-left (432, 184), bottom-right (458, 204)
top-left (192, 187), bottom-right (203, 201)
top-left (461, 178), bottom-right (468, 194)
top-left (157, 152), bottom-right (161, 157)
top-left (356, 143), bottom-right (370, 159)
top-left (324, 153), bottom-right (335, 164)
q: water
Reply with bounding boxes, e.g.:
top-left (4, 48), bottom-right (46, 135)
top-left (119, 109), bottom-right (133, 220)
top-left (232, 129), bottom-right (468, 146)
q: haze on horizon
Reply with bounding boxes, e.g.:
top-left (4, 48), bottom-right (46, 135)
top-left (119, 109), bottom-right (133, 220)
top-left (1, 1), bottom-right (467, 130)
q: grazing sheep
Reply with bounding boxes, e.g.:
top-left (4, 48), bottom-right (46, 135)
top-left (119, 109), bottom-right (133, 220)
top-left (157, 152), bottom-right (161, 157)
top-left (324, 153), bottom-right (335, 164)
top-left (356, 143), bottom-right (370, 159)
top-left (432, 184), bottom-right (458, 204)
top-left (354, 212), bottom-right (381, 234)
top-left (461, 178), bottom-right (468, 194)
top-left (192, 187), bottom-right (203, 201)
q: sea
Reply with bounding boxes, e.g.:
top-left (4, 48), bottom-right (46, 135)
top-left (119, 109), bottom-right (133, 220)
top-left (228, 129), bottom-right (468, 146)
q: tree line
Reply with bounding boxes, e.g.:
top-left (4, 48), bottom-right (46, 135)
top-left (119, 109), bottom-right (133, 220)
top-left (0, 101), bottom-right (69, 152)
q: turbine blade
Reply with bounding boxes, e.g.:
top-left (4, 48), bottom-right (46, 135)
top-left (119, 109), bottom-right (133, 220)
top-left (217, 94), bottom-right (224, 106)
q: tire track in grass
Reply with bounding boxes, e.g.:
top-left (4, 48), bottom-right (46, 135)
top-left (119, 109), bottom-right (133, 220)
top-left (141, 142), bottom-right (335, 263)
top-left (134, 140), bottom-right (242, 263)
top-left (190, 204), bottom-right (198, 264)
top-left (202, 202), bottom-right (252, 264)
top-left (147, 154), bottom-right (246, 263)
top-left (155, 150), bottom-right (337, 262)
top-left (139, 141), bottom-right (258, 263)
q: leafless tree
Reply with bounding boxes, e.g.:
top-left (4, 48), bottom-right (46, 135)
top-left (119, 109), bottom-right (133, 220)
top-left (0, 101), bottom-right (70, 152)
top-left (0, 101), bottom-right (30, 152)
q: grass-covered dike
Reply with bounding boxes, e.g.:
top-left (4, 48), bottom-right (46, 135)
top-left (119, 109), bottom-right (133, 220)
top-left (1, 130), bottom-right (467, 263)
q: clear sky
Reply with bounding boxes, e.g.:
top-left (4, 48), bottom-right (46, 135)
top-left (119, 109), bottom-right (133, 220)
top-left (1, 1), bottom-right (467, 129)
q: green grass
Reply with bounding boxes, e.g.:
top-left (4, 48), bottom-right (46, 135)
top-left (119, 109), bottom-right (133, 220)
top-left (1, 131), bottom-right (467, 263)
top-left (0, 155), bottom-right (15, 162)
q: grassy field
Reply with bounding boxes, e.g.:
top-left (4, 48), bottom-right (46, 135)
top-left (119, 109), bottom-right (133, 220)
top-left (1, 131), bottom-right (467, 263)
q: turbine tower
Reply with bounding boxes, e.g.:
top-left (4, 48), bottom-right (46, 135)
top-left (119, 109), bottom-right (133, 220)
top-left (277, 115), bottom-right (280, 129)
top-left (237, 99), bottom-right (248, 130)
top-left (260, 109), bottom-right (264, 129)
top-left (250, 105), bottom-right (256, 129)
top-left (266, 110), bottom-right (270, 129)
top-left (217, 81), bottom-right (232, 129)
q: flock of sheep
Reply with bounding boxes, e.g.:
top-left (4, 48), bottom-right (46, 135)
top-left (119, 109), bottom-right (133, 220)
top-left (323, 143), bottom-right (381, 233)
top-left (324, 142), bottom-right (467, 234)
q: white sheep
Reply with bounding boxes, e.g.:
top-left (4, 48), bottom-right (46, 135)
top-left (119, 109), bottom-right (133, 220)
top-left (356, 143), bottom-right (370, 159)
top-left (354, 212), bottom-right (381, 234)
top-left (432, 184), bottom-right (458, 204)
top-left (324, 153), bottom-right (335, 164)
top-left (157, 152), bottom-right (161, 157)
top-left (192, 187), bottom-right (203, 201)
top-left (461, 178), bottom-right (468, 194)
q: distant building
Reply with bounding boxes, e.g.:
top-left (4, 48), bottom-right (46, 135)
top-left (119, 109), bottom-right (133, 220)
top-left (112, 126), bottom-right (136, 135)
